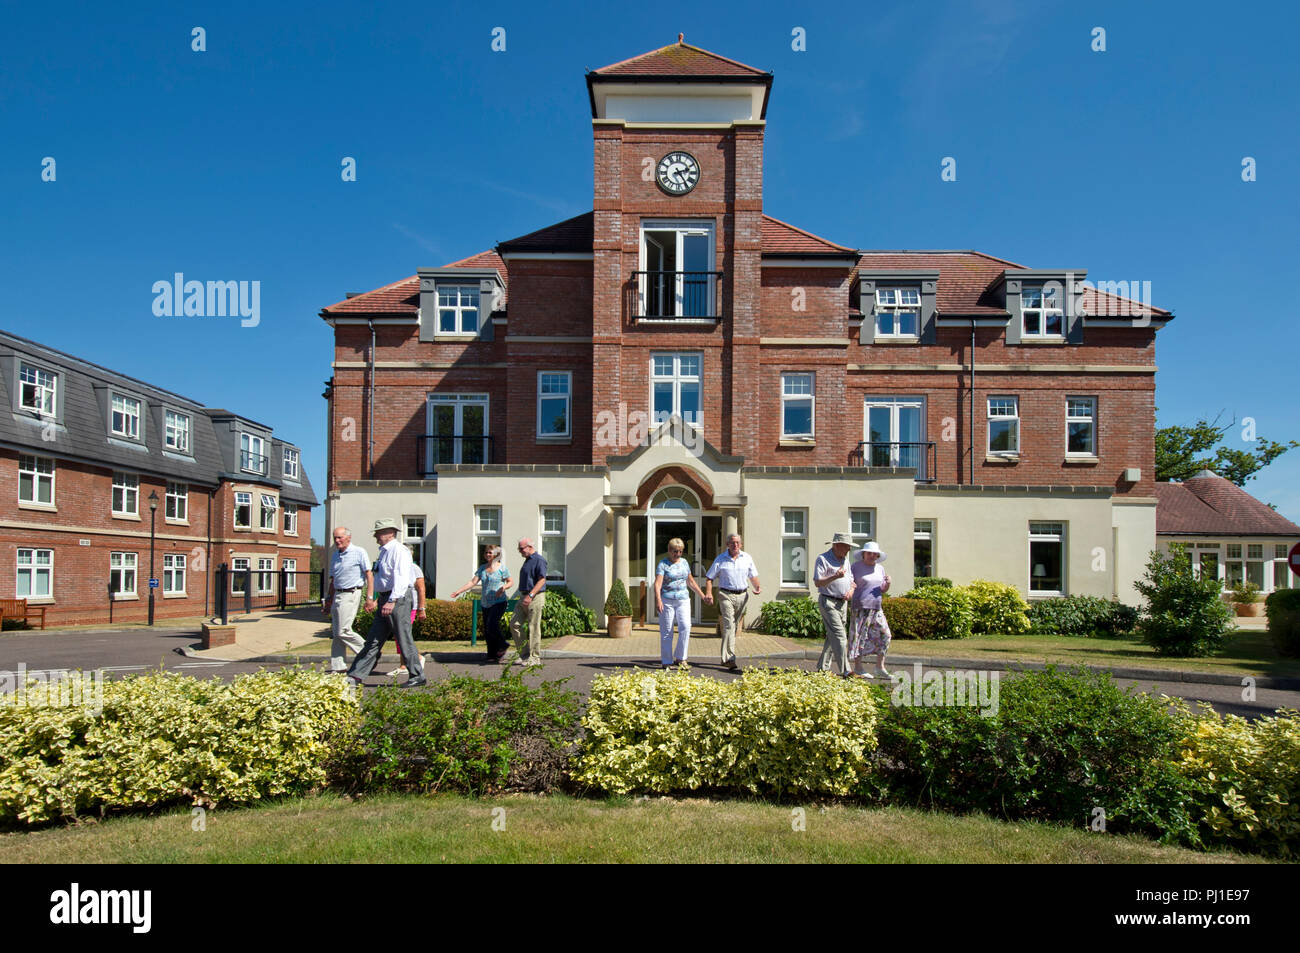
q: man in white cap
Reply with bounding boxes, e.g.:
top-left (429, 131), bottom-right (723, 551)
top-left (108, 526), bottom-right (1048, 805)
top-left (814, 532), bottom-right (856, 676)
top-left (347, 517), bottom-right (426, 687)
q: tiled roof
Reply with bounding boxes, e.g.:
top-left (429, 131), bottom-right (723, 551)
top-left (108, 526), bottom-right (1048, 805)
top-left (1156, 473), bottom-right (1300, 536)
top-left (857, 250), bottom-right (1019, 314)
top-left (321, 251), bottom-right (507, 315)
top-left (497, 212), bottom-right (594, 254)
top-left (1081, 285), bottom-right (1171, 319)
top-left (591, 37), bottom-right (769, 78)
top-left (761, 215), bottom-right (856, 255)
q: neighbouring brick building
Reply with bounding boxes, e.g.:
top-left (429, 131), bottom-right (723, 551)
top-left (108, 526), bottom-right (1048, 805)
top-left (322, 37), bottom-right (1172, 622)
top-left (0, 331), bottom-right (317, 625)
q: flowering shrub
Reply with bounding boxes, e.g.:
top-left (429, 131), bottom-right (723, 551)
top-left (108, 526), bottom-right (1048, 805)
top-left (576, 668), bottom-right (879, 796)
top-left (0, 669), bottom-right (357, 825)
top-left (965, 580), bottom-right (1031, 634)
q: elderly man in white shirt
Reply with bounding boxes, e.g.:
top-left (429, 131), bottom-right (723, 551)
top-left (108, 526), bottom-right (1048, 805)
top-left (347, 517), bottom-right (426, 687)
top-left (703, 533), bottom-right (761, 671)
top-left (815, 532), bottom-right (856, 676)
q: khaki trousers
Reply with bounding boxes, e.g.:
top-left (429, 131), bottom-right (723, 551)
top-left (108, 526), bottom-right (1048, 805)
top-left (509, 591), bottom-right (545, 663)
top-left (717, 589), bottom-right (748, 665)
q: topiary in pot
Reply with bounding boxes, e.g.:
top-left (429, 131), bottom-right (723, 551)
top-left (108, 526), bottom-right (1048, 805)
top-left (604, 579), bottom-right (633, 639)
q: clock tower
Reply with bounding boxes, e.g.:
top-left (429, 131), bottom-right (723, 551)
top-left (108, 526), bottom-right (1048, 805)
top-left (585, 36), bottom-right (773, 463)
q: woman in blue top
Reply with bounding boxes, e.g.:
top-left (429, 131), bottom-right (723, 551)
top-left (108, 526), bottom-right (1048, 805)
top-left (450, 544), bottom-right (512, 662)
top-left (654, 537), bottom-right (711, 669)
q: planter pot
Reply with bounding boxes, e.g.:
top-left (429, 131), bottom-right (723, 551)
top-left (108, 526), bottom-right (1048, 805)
top-left (1233, 602), bottom-right (1264, 618)
top-left (607, 615), bottom-right (632, 639)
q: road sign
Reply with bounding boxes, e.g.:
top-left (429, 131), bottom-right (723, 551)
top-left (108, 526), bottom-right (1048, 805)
top-left (149, 578), bottom-right (159, 589)
top-left (1290, 542), bottom-right (1300, 575)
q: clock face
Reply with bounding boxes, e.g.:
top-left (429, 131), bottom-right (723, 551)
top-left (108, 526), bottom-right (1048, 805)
top-left (656, 151), bottom-right (700, 195)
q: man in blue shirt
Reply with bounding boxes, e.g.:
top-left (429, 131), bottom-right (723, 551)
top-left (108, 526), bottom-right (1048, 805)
top-left (348, 518), bottom-right (426, 687)
top-left (323, 526), bottom-right (372, 673)
top-left (508, 537), bottom-right (548, 667)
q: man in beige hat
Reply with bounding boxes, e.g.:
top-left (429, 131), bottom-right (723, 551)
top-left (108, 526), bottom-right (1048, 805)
top-left (347, 517), bottom-right (426, 687)
top-left (815, 532), bottom-right (856, 676)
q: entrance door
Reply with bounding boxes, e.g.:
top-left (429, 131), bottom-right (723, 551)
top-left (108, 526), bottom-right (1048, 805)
top-left (648, 517), bottom-right (700, 623)
top-left (426, 395), bottom-right (488, 472)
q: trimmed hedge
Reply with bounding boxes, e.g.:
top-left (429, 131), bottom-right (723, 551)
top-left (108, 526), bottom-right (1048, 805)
top-left (910, 577), bottom-right (953, 589)
top-left (0, 669), bottom-right (357, 825)
top-left (1265, 589), bottom-right (1300, 658)
top-left (354, 589), bottom-right (597, 643)
top-left (1028, 596), bottom-right (1140, 638)
top-left (756, 596), bottom-right (824, 639)
top-left (901, 585), bottom-right (973, 639)
top-left (577, 668), bottom-right (879, 796)
top-left (965, 580), bottom-right (1031, 634)
top-left (880, 596), bottom-right (948, 640)
top-left (326, 673), bottom-right (582, 796)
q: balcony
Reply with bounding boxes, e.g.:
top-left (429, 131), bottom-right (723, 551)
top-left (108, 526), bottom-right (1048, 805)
top-left (240, 450), bottom-right (268, 475)
top-left (849, 441), bottom-right (936, 482)
top-left (632, 270), bottom-right (722, 321)
top-left (417, 434), bottom-right (495, 477)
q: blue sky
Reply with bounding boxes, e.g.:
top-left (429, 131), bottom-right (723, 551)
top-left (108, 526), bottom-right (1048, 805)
top-left (3, 0), bottom-right (1298, 539)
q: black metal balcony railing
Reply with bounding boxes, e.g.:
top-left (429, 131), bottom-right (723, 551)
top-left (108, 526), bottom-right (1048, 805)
top-left (240, 450), bottom-right (268, 474)
top-left (417, 434), bottom-right (495, 477)
top-left (633, 270), bottom-right (723, 320)
top-left (849, 441), bottom-right (937, 482)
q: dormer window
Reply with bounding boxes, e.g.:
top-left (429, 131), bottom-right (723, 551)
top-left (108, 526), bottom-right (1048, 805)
top-left (283, 447), bottom-right (300, 480)
top-left (241, 433), bottom-right (267, 474)
top-left (875, 288), bottom-right (920, 338)
top-left (110, 393), bottom-right (141, 439)
top-left (1022, 286), bottom-right (1064, 337)
top-left (19, 363), bottom-right (57, 416)
top-left (165, 411), bottom-right (192, 454)
top-left (437, 285), bottom-right (480, 334)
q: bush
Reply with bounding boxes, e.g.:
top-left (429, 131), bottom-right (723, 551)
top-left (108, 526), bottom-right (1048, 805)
top-left (0, 669), bottom-right (357, 825)
top-left (538, 587), bottom-right (598, 638)
top-left (353, 599), bottom-right (474, 642)
top-left (326, 673), bottom-right (582, 796)
top-left (1230, 579), bottom-right (1262, 605)
top-left (965, 580), bottom-right (1031, 634)
top-left (604, 579), bottom-right (632, 617)
top-left (577, 668), bottom-right (879, 797)
top-left (911, 577), bottom-right (953, 589)
top-left (879, 596), bottom-right (948, 640)
top-left (1176, 705), bottom-right (1300, 857)
top-left (1134, 548), bottom-right (1233, 657)
top-left (866, 667), bottom-right (1201, 845)
top-left (902, 585), bottom-right (973, 639)
top-left (756, 596), bottom-right (824, 639)
top-left (1265, 589), bottom-right (1300, 658)
top-left (1028, 596), bottom-right (1140, 637)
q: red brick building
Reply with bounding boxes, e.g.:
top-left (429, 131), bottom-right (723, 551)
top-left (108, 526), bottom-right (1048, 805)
top-left (322, 39), bottom-right (1170, 620)
top-left (0, 332), bottom-right (316, 626)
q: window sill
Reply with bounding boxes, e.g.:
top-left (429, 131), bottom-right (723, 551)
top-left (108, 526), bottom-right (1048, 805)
top-left (1063, 455), bottom-right (1099, 465)
top-left (1017, 337), bottom-right (1066, 345)
top-left (233, 526), bottom-right (252, 532)
top-left (18, 502), bottom-right (57, 512)
top-left (112, 513), bottom-right (142, 522)
top-left (165, 519), bottom-right (190, 526)
top-left (112, 595), bottom-right (139, 602)
top-left (1028, 591), bottom-right (1065, 599)
top-left (536, 435), bottom-right (572, 445)
top-left (872, 336), bottom-right (919, 345)
top-left (780, 586), bottom-right (810, 594)
top-left (985, 454), bottom-right (1019, 464)
top-left (163, 592), bottom-right (188, 599)
top-left (24, 597), bottom-right (55, 605)
top-left (433, 333), bottom-right (481, 341)
top-left (779, 438), bottom-right (815, 448)
top-left (635, 317), bottom-right (719, 325)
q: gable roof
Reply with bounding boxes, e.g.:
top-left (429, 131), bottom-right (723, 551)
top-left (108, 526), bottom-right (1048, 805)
top-left (1155, 472), bottom-right (1300, 536)
top-left (761, 215), bottom-right (856, 256)
top-left (590, 37), bottom-right (770, 79)
top-left (856, 250), bottom-right (1020, 314)
top-left (320, 251), bottom-right (507, 315)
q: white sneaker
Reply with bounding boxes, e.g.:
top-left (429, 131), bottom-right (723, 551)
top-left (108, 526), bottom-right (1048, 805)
top-left (875, 666), bottom-right (893, 679)
top-left (387, 665), bottom-right (408, 678)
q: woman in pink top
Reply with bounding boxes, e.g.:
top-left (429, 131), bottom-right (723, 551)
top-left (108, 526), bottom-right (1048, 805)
top-left (848, 542), bottom-right (893, 678)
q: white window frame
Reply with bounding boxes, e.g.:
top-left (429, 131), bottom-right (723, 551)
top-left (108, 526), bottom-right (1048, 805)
top-left (649, 352), bottom-right (702, 428)
top-left (18, 454), bottom-right (55, 507)
top-left (475, 506), bottom-right (502, 564)
top-left (988, 396), bottom-right (1020, 456)
top-left (283, 503), bottom-right (298, 536)
top-left (781, 508), bottom-right (808, 589)
top-left (241, 433), bottom-right (267, 474)
top-left (537, 371), bottom-right (572, 439)
top-left (283, 558), bottom-right (298, 592)
top-left (1225, 543), bottom-right (1244, 588)
top-left (16, 548), bottom-right (53, 600)
top-left (110, 393), bottom-right (141, 440)
top-left (1029, 522), bottom-right (1066, 597)
top-left (233, 491), bottom-right (253, 530)
top-left (165, 410), bottom-right (192, 454)
top-left (639, 220), bottom-right (717, 320)
top-left (1022, 285), bottom-right (1064, 338)
top-left (914, 519), bottom-right (935, 579)
top-left (404, 516), bottom-right (426, 573)
top-left (231, 556), bottom-right (250, 595)
top-left (259, 493), bottom-right (278, 531)
top-left (781, 373), bottom-right (815, 441)
top-left (540, 506), bottom-right (566, 583)
top-left (282, 447), bottom-right (300, 480)
top-left (111, 471), bottom-right (139, 517)
top-left (165, 481), bottom-right (188, 522)
top-left (163, 553), bottom-right (186, 595)
top-left (426, 393), bottom-right (491, 470)
top-left (110, 551), bottom-right (138, 599)
top-left (256, 557), bottom-right (275, 594)
top-left (19, 363), bottom-right (57, 416)
top-left (849, 509), bottom-right (875, 550)
top-left (1066, 396), bottom-right (1097, 456)
top-left (436, 284), bottom-right (481, 336)
top-left (1274, 544), bottom-right (1293, 591)
top-left (862, 395), bottom-right (928, 478)
top-left (874, 287), bottom-right (921, 339)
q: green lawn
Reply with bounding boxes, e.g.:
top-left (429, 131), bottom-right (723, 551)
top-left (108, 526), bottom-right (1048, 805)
top-left (788, 627), bottom-right (1298, 678)
top-left (0, 793), bottom-right (1262, 864)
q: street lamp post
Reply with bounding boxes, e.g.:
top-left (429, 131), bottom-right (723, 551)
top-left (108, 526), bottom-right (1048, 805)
top-left (148, 490), bottom-right (159, 626)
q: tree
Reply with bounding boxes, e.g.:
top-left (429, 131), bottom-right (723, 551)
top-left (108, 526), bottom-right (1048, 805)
top-left (1134, 547), bottom-right (1233, 657)
top-left (1155, 411), bottom-right (1298, 486)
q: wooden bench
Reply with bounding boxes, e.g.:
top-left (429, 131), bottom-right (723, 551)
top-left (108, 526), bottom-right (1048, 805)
top-left (0, 598), bottom-right (47, 630)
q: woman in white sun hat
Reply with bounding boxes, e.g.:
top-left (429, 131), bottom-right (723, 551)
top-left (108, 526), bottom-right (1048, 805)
top-left (848, 541), bottom-right (893, 678)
